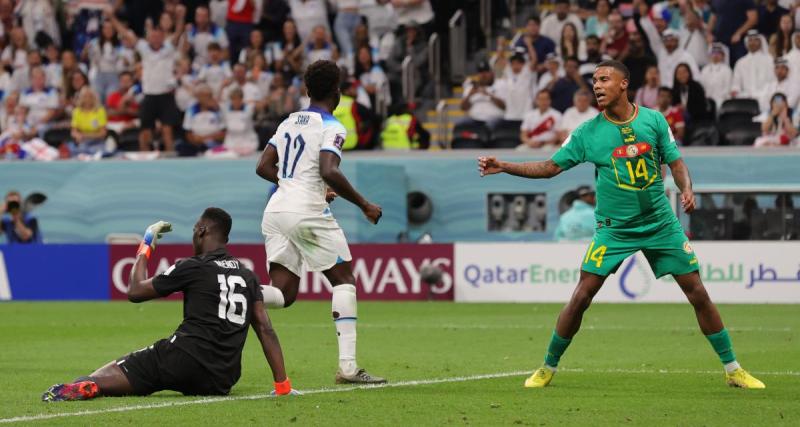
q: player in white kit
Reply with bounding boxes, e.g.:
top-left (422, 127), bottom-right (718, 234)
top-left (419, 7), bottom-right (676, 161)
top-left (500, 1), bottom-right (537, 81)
top-left (256, 60), bottom-right (386, 384)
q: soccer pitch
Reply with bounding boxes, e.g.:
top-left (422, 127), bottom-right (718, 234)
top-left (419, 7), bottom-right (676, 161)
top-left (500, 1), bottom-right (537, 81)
top-left (1, 302), bottom-right (798, 426)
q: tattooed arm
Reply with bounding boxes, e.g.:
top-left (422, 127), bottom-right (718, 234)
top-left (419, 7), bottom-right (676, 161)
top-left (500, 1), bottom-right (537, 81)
top-left (478, 156), bottom-right (563, 179)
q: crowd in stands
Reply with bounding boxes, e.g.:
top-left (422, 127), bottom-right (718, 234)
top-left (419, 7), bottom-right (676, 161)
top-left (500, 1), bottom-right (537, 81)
top-left (1, 0), bottom-right (799, 161)
top-left (460, 0), bottom-right (800, 149)
top-left (0, 0), bottom-right (437, 161)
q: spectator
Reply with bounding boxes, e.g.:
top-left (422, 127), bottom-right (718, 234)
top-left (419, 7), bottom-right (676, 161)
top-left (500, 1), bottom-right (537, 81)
top-left (60, 51), bottom-right (88, 99)
top-left (360, 0), bottom-right (398, 62)
top-left (84, 20), bottom-right (123, 103)
top-left (537, 53), bottom-right (563, 92)
top-left (680, 7), bottom-right (710, 67)
top-left (226, 0), bottom-right (263, 62)
top-left (0, 191), bottom-right (41, 244)
top-left (560, 23), bottom-right (586, 61)
top-left (70, 87), bottom-right (108, 156)
top-left (20, 67), bottom-right (59, 134)
top-left (1, 28), bottom-right (30, 85)
top-left (386, 21), bottom-right (427, 98)
top-left (380, 102), bottom-right (430, 150)
top-left (656, 86), bottom-right (686, 143)
top-left (699, 43), bottom-right (733, 109)
top-left (580, 35), bottom-right (608, 79)
top-left (43, 45), bottom-right (62, 89)
top-left (520, 90), bottom-right (562, 149)
top-left (554, 185), bottom-right (596, 242)
top-left (117, 18), bottom-right (185, 152)
top-left (635, 64), bottom-right (660, 109)
top-left (787, 31), bottom-right (800, 75)
top-left (179, 84), bottom-right (226, 156)
top-left (708, 0), bottom-right (757, 65)
top-left (334, 0), bottom-right (360, 59)
top-left (769, 14), bottom-right (795, 57)
top-left (585, 0), bottom-right (611, 38)
top-left (247, 54), bottom-right (274, 100)
top-left (106, 71), bottom-right (141, 134)
top-left (354, 45), bottom-right (390, 110)
top-left (259, 0), bottom-right (291, 43)
top-left (602, 11), bottom-right (628, 60)
top-left (760, 57), bottom-right (799, 112)
top-left (754, 92), bottom-right (798, 146)
top-left (547, 57), bottom-right (589, 113)
top-left (514, 15), bottom-right (556, 73)
top-left (459, 60), bottom-right (505, 131)
top-left (559, 89), bottom-right (599, 140)
top-left (289, 0), bottom-right (329, 41)
top-left (238, 29), bottom-right (266, 66)
top-left (732, 30), bottom-right (775, 99)
top-left (541, 0), bottom-right (585, 44)
top-left (622, 30), bottom-right (657, 93)
top-left (197, 42), bottom-right (233, 96)
top-left (256, 72), bottom-right (298, 136)
top-left (221, 87), bottom-right (258, 157)
top-left (221, 63), bottom-right (263, 105)
top-left (672, 63), bottom-right (709, 127)
top-left (1, 104), bottom-right (39, 157)
top-left (306, 25), bottom-right (338, 66)
top-left (17, 0), bottom-right (60, 49)
top-left (758, 0), bottom-right (789, 38)
top-left (266, 18), bottom-right (304, 76)
top-left (65, 70), bottom-right (90, 114)
top-left (391, 0), bottom-right (434, 30)
top-left (651, 29), bottom-right (700, 89)
top-left (187, 5), bottom-right (230, 68)
top-left (0, 91), bottom-right (19, 130)
top-left (11, 50), bottom-right (43, 93)
top-left (175, 57), bottom-right (198, 112)
top-left (496, 47), bottom-right (537, 123)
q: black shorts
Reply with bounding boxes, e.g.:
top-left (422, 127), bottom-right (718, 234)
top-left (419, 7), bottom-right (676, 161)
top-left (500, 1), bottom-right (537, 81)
top-left (116, 337), bottom-right (229, 396)
top-left (139, 93), bottom-right (180, 129)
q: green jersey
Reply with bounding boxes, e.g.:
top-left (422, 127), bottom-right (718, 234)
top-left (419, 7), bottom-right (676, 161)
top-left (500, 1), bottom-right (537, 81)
top-left (551, 105), bottom-right (682, 227)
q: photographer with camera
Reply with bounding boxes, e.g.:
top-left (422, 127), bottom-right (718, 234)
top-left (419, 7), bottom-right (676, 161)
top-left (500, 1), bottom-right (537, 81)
top-left (1, 191), bottom-right (42, 244)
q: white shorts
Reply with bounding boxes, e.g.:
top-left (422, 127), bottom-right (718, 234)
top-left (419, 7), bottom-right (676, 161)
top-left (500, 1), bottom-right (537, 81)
top-left (261, 211), bottom-right (353, 276)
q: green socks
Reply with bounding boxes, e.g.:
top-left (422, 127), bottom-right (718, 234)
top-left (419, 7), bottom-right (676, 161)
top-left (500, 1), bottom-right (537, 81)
top-left (544, 330), bottom-right (572, 368)
top-left (705, 328), bottom-right (737, 364)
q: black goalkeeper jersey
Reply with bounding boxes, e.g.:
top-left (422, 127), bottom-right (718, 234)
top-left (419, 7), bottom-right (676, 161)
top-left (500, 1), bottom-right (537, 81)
top-left (152, 248), bottom-right (263, 389)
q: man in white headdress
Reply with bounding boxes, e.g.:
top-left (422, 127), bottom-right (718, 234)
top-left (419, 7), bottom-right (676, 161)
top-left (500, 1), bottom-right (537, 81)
top-left (731, 29), bottom-right (775, 99)
top-left (760, 57), bottom-right (799, 112)
top-left (699, 43), bottom-right (733, 109)
top-left (785, 31), bottom-right (800, 77)
top-left (655, 29), bottom-right (700, 88)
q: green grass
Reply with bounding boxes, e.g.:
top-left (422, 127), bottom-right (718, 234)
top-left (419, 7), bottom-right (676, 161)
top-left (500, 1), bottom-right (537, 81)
top-left (0, 302), bottom-right (798, 426)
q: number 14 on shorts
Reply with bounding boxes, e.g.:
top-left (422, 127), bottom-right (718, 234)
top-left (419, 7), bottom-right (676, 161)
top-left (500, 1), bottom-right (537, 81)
top-left (583, 241), bottom-right (607, 268)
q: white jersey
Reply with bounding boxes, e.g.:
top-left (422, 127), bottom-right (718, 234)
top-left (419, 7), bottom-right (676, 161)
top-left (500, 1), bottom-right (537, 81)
top-left (264, 106), bottom-right (347, 215)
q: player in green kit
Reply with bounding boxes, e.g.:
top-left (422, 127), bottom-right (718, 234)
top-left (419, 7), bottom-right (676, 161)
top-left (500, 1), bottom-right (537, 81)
top-left (477, 60), bottom-right (765, 389)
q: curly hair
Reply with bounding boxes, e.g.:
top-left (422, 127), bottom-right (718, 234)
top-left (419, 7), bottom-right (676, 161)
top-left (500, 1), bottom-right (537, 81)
top-left (303, 60), bottom-right (340, 102)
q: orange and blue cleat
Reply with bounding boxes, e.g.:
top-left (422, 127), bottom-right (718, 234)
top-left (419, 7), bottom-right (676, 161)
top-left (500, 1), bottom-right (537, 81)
top-left (42, 381), bottom-right (99, 402)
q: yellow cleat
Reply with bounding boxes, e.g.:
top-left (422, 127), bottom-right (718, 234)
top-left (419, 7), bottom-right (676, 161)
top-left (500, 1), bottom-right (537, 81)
top-left (725, 368), bottom-right (766, 389)
top-left (524, 367), bottom-right (554, 388)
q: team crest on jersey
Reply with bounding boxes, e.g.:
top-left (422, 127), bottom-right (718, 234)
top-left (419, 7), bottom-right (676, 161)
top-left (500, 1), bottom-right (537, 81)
top-left (333, 134), bottom-right (345, 150)
top-left (683, 241), bottom-right (693, 254)
top-left (612, 142), bottom-right (652, 158)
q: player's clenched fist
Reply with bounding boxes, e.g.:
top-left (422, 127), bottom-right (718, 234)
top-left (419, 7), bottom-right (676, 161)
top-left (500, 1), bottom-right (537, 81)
top-left (478, 156), bottom-right (503, 177)
top-left (680, 190), bottom-right (696, 213)
top-left (137, 221), bottom-right (172, 259)
top-left (362, 203), bottom-right (382, 224)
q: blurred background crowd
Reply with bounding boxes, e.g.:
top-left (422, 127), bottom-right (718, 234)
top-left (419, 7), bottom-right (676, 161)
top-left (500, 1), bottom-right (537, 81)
top-left (0, 0), bottom-right (798, 161)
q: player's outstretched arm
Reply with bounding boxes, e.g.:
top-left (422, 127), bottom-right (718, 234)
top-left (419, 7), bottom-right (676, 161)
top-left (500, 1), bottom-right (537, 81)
top-left (319, 151), bottom-right (382, 224)
top-left (251, 301), bottom-right (299, 396)
top-left (478, 156), bottom-right (563, 179)
top-left (256, 144), bottom-right (280, 184)
top-left (127, 221), bottom-right (172, 303)
top-left (668, 158), bottom-right (696, 213)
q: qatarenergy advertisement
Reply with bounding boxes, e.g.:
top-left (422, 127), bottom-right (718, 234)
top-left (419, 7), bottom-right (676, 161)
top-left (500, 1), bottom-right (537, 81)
top-left (454, 242), bottom-right (800, 303)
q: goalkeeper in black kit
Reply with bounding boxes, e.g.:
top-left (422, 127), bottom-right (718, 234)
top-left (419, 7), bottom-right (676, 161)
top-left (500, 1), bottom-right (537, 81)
top-left (43, 207), bottom-right (299, 401)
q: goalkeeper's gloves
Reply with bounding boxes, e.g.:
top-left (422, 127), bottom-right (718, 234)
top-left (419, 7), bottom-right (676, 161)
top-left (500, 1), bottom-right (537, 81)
top-left (270, 378), bottom-right (301, 396)
top-left (137, 221), bottom-right (172, 259)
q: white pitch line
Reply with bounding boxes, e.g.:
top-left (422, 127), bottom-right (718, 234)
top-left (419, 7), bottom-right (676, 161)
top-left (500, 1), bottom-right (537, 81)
top-left (2, 368), bottom-right (798, 424)
top-left (279, 323), bottom-right (794, 333)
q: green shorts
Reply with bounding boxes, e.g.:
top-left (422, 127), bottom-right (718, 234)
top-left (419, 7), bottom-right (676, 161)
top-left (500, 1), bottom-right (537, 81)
top-left (580, 215), bottom-right (699, 278)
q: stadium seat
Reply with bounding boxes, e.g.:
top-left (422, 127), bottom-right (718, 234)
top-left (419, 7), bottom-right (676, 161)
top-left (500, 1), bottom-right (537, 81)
top-left (117, 128), bottom-right (141, 152)
top-left (689, 208), bottom-right (734, 240)
top-left (723, 122), bottom-right (762, 146)
top-left (705, 97), bottom-right (717, 118)
top-left (489, 120), bottom-right (521, 149)
top-left (717, 112), bottom-right (756, 145)
top-left (685, 120), bottom-right (719, 146)
top-left (719, 98), bottom-right (760, 117)
top-left (42, 128), bottom-right (72, 148)
top-left (451, 121), bottom-right (490, 149)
